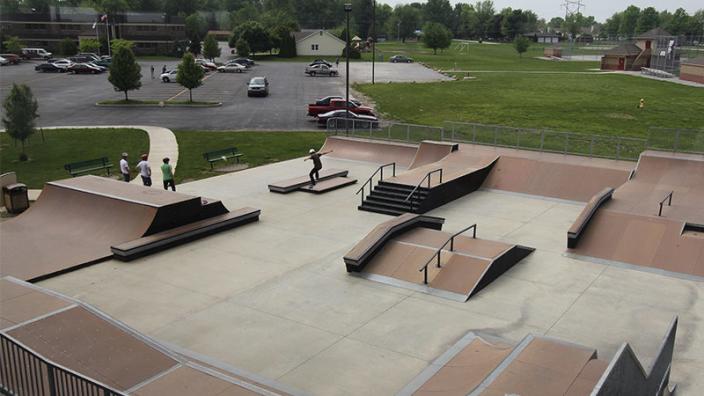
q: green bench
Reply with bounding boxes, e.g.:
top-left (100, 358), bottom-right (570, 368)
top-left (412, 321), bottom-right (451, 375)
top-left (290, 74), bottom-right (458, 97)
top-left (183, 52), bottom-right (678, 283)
top-left (64, 157), bottom-right (113, 177)
top-left (203, 147), bottom-right (243, 169)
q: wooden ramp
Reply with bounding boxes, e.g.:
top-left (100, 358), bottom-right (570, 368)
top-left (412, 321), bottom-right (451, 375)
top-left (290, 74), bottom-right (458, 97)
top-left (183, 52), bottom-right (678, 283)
top-left (268, 169), bottom-right (350, 193)
top-left (400, 318), bottom-right (678, 396)
top-left (346, 217), bottom-right (533, 301)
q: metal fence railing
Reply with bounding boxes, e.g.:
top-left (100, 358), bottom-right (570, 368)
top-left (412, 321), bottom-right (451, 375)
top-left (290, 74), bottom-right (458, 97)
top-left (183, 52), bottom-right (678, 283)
top-left (327, 119), bottom-right (703, 162)
top-left (1, 332), bottom-right (125, 396)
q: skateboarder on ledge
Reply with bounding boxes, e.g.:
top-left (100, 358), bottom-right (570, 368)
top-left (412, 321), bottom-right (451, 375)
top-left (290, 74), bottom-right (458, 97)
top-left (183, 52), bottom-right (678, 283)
top-left (304, 148), bottom-right (332, 186)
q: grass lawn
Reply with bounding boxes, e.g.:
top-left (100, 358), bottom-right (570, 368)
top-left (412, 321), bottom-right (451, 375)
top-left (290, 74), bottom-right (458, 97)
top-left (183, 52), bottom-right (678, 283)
top-left (171, 131), bottom-right (326, 183)
top-left (366, 41), bottom-right (600, 72)
top-left (0, 128), bottom-right (149, 189)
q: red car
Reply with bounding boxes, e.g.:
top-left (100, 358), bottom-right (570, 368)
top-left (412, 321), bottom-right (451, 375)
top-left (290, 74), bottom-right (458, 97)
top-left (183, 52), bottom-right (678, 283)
top-left (307, 98), bottom-right (375, 117)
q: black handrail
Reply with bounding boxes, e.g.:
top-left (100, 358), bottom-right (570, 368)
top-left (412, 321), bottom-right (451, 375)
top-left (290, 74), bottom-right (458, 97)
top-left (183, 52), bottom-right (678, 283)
top-left (418, 224), bottom-right (477, 285)
top-left (0, 332), bottom-right (125, 396)
top-left (403, 168), bottom-right (443, 212)
top-left (356, 162), bottom-right (396, 205)
top-left (658, 190), bottom-right (674, 216)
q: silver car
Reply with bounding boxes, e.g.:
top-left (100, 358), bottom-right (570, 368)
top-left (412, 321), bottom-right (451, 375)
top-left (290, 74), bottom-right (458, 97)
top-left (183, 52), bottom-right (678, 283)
top-left (247, 76), bottom-right (269, 97)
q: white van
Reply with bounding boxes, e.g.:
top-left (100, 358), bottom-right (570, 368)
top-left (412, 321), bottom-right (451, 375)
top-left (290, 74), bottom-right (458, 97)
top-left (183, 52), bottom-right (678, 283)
top-left (21, 48), bottom-right (52, 60)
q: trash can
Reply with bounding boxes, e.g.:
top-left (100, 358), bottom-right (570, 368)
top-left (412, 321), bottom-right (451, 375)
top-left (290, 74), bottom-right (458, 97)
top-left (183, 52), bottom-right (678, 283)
top-left (3, 183), bottom-right (29, 214)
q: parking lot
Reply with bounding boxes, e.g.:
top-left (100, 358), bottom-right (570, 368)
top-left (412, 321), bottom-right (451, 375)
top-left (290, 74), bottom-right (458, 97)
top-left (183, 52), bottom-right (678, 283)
top-left (0, 59), bottom-right (448, 130)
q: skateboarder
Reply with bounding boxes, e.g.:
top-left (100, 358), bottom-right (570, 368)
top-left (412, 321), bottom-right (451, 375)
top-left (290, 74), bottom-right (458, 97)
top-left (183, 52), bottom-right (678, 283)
top-left (136, 154), bottom-right (152, 186)
top-left (161, 157), bottom-right (176, 191)
top-left (119, 152), bottom-right (130, 182)
top-left (304, 148), bottom-right (332, 186)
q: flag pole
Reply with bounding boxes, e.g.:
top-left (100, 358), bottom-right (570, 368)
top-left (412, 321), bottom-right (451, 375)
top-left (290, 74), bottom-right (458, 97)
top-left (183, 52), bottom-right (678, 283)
top-left (105, 15), bottom-right (111, 57)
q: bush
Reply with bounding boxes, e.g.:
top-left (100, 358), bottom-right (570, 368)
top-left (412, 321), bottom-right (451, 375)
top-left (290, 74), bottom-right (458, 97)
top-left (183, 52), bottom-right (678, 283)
top-left (235, 39), bottom-right (250, 57)
top-left (3, 36), bottom-right (23, 54)
top-left (341, 46), bottom-right (361, 59)
top-left (422, 22), bottom-right (452, 54)
top-left (513, 36), bottom-right (530, 57)
top-left (79, 38), bottom-right (101, 54)
top-left (2, 84), bottom-right (39, 160)
top-left (59, 38), bottom-right (78, 56)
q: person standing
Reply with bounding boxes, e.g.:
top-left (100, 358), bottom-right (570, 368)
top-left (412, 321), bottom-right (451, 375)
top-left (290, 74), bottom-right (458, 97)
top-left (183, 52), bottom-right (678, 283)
top-left (335, 57), bottom-right (339, 68)
top-left (150, 65), bottom-right (155, 79)
top-left (119, 152), bottom-right (130, 182)
top-left (304, 148), bottom-right (332, 186)
top-left (162, 65), bottom-right (167, 74)
top-left (161, 157), bottom-right (176, 191)
top-left (136, 154), bottom-right (152, 186)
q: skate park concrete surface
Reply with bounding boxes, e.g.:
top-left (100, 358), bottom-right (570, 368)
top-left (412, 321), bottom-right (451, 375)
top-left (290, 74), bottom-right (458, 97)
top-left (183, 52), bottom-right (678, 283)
top-left (32, 145), bottom-right (704, 395)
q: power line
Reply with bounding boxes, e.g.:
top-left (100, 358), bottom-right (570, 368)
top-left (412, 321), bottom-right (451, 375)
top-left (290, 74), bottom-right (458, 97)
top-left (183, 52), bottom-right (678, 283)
top-left (561, 0), bottom-right (585, 19)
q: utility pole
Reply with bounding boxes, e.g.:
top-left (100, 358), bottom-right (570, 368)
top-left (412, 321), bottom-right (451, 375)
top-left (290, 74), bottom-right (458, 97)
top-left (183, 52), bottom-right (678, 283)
top-left (344, 3), bottom-right (352, 136)
top-left (372, 0), bottom-right (376, 84)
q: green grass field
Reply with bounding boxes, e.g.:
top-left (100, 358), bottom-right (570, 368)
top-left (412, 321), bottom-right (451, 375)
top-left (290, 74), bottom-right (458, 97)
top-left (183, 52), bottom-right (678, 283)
top-left (0, 128), bottom-right (149, 188)
top-left (356, 41), bottom-right (704, 142)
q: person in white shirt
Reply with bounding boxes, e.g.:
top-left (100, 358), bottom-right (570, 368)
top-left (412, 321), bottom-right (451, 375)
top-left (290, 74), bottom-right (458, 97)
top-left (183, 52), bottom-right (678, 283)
top-left (119, 152), bottom-right (130, 182)
top-left (136, 154), bottom-right (152, 186)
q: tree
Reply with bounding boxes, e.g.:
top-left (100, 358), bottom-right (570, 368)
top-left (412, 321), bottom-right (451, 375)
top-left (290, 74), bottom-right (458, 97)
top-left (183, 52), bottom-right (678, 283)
top-left (422, 22), bottom-right (452, 54)
top-left (202, 34), bottom-right (221, 61)
top-left (547, 17), bottom-right (564, 31)
top-left (636, 7), bottom-right (659, 34)
top-left (424, 0), bottom-right (453, 25)
top-left (185, 13), bottom-right (207, 42)
top-left (176, 52), bottom-right (205, 102)
top-left (513, 36), bottom-right (530, 57)
top-left (604, 13), bottom-right (622, 38)
top-left (353, 0), bottom-right (374, 39)
top-left (667, 8), bottom-right (690, 36)
top-left (111, 39), bottom-right (134, 52)
top-left (79, 38), bottom-right (101, 54)
top-left (619, 5), bottom-right (640, 38)
top-left (231, 21), bottom-right (272, 55)
top-left (395, 4), bottom-right (421, 42)
top-left (2, 84), bottom-right (38, 161)
top-left (474, 0), bottom-right (495, 39)
top-left (108, 46), bottom-right (141, 101)
top-left (277, 30), bottom-right (296, 57)
top-left (235, 39), bottom-right (250, 57)
top-left (59, 38), bottom-right (78, 56)
top-left (3, 36), bottom-right (23, 54)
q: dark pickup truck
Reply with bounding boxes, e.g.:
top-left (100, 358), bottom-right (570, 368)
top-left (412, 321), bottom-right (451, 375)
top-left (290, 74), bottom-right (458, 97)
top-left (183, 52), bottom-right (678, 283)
top-left (307, 98), bottom-right (375, 117)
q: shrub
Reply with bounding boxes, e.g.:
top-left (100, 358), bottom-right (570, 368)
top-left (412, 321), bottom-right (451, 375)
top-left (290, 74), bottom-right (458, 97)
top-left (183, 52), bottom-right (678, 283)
top-left (59, 38), bottom-right (78, 56)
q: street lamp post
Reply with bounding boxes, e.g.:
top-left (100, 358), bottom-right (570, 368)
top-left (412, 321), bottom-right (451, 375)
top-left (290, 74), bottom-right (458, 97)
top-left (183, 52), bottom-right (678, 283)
top-left (372, 0), bottom-right (375, 84)
top-left (344, 3), bottom-right (352, 136)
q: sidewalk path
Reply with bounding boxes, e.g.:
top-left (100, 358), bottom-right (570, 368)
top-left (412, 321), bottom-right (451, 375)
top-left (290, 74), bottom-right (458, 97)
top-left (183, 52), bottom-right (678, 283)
top-left (26, 125), bottom-right (178, 197)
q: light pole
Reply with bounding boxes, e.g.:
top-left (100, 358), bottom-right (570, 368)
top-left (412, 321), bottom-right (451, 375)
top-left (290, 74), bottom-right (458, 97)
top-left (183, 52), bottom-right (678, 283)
top-left (344, 3), bottom-right (352, 136)
top-left (371, 0), bottom-right (375, 84)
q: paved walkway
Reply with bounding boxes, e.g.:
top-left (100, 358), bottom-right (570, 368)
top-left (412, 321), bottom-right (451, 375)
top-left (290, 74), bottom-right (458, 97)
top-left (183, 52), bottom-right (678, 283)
top-left (27, 125), bottom-right (178, 197)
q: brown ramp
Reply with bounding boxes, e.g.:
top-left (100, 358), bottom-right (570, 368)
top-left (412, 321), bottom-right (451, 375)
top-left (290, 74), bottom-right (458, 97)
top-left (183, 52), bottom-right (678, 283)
top-left (408, 141), bottom-right (458, 169)
top-left (320, 136), bottom-right (419, 167)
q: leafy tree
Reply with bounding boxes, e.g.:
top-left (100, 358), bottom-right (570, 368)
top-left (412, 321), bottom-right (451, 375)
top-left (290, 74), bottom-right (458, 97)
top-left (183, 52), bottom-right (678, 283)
top-left (111, 38), bottom-right (134, 52)
top-left (342, 46), bottom-right (361, 59)
top-left (513, 36), bottom-right (530, 57)
top-left (636, 7), bottom-right (659, 34)
top-left (189, 39), bottom-right (202, 55)
top-left (547, 17), bottom-right (564, 30)
top-left (422, 22), bottom-right (452, 54)
top-left (185, 13), bottom-right (207, 42)
top-left (94, 0), bottom-right (129, 15)
top-left (424, 0), bottom-right (453, 25)
top-left (108, 46), bottom-right (141, 101)
top-left (231, 21), bottom-right (272, 55)
top-left (202, 34), bottom-right (220, 61)
top-left (2, 84), bottom-right (38, 161)
top-left (176, 52), bottom-right (204, 102)
top-left (277, 29), bottom-right (297, 57)
top-left (474, 0), bottom-right (495, 39)
top-left (59, 38), bottom-right (78, 56)
top-left (353, 0), bottom-right (374, 39)
top-left (395, 4), bottom-right (421, 42)
top-left (604, 12), bottom-right (622, 38)
top-left (619, 5), bottom-right (640, 38)
top-left (80, 38), bottom-right (101, 54)
top-left (3, 36), bottom-right (23, 54)
top-left (235, 38), bottom-right (250, 57)
top-left (667, 8), bottom-right (690, 35)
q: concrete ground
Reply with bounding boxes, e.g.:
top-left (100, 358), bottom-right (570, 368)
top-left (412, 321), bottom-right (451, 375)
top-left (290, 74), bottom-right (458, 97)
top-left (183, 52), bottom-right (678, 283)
top-left (37, 154), bottom-right (704, 395)
top-left (0, 60), bottom-right (447, 130)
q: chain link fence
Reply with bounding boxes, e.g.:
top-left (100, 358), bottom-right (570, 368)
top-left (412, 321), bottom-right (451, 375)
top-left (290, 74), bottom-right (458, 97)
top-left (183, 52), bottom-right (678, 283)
top-left (326, 119), bottom-right (703, 161)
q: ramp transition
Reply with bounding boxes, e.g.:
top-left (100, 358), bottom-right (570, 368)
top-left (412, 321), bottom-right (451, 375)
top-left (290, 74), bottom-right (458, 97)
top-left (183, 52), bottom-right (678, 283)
top-left (0, 176), bottom-right (260, 281)
top-left (399, 318), bottom-right (678, 396)
top-left (569, 151), bottom-right (704, 277)
top-left (345, 216), bottom-right (533, 301)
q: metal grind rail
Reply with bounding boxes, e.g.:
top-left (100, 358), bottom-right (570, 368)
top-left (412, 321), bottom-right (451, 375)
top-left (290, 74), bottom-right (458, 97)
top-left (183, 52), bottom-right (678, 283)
top-left (418, 224), bottom-right (478, 285)
top-left (356, 162), bottom-right (396, 205)
top-left (658, 190), bottom-right (674, 217)
top-left (0, 332), bottom-right (125, 396)
top-left (404, 169), bottom-right (443, 212)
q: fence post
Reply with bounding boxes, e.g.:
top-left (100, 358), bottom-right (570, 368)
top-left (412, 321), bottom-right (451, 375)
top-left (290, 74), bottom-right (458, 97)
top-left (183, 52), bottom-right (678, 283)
top-left (674, 129), bottom-right (680, 153)
top-left (388, 124), bottom-right (391, 139)
top-left (616, 136), bottom-right (621, 160)
top-left (369, 121), bottom-right (372, 137)
top-left (472, 124), bottom-right (477, 143)
top-left (564, 133), bottom-right (569, 154)
top-left (540, 131), bottom-right (545, 151)
top-left (451, 124), bottom-right (455, 141)
top-left (516, 128), bottom-right (520, 148)
top-left (494, 127), bottom-right (498, 145)
top-left (441, 127), bottom-right (444, 141)
top-left (589, 135), bottom-right (594, 157)
top-left (406, 125), bottom-right (410, 142)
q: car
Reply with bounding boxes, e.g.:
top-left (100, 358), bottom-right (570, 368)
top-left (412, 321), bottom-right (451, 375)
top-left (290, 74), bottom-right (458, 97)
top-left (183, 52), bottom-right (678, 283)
top-left (77, 53), bottom-right (101, 61)
top-left (86, 62), bottom-right (107, 72)
top-left (0, 54), bottom-right (20, 64)
top-left (49, 58), bottom-right (73, 68)
top-left (67, 63), bottom-right (104, 74)
top-left (317, 109), bottom-right (379, 129)
top-left (313, 96), bottom-right (362, 107)
top-left (225, 60), bottom-right (250, 68)
top-left (309, 59), bottom-right (332, 67)
top-left (390, 55), bottom-right (413, 63)
top-left (35, 63), bottom-right (67, 72)
top-left (195, 59), bottom-right (218, 71)
top-left (21, 48), bottom-right (52, 60)
top-left (307, 98), bottom-right (375, 117)
top-left (160, 70), bottom-right (178, 82)
top-left (305, 63), bottom-right (338, 76)
top-left (247, 76), bottom-right (269, 97)
top-left (0, 56), bottom-right (8, 66)
top-left (92, 57), bottom-right (111, 67)
top-left (217, 63), bottom-right (246, 73)
top-left (229, 57), bottom-right (254, 67)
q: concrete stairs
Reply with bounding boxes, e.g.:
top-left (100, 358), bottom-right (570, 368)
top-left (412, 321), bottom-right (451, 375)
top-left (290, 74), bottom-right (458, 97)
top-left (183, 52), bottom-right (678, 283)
top-left (358, 181), bottom-right (429, 216)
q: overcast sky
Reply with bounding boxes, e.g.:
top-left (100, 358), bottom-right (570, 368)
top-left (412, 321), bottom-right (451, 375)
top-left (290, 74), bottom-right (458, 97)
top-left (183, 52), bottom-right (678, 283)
top-left (379, 1), bottom-right (702, 22)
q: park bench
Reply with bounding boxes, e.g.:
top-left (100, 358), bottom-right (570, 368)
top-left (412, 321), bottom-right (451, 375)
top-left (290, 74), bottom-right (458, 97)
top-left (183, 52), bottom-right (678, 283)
top-left (64, 157), bottom-right (113, 177)
top-left (203, 147), bottom-right (243, 169)
top-left (641, 67), bottom-right (674, 79)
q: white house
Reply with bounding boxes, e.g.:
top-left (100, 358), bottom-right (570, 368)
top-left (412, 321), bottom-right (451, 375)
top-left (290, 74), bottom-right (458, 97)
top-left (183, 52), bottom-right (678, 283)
top-left (294, 30), bottom-right (345, 56)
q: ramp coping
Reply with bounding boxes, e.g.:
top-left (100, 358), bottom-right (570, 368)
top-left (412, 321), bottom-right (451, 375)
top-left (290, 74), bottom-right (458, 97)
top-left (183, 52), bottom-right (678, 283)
top-left (124, 362), bottom-right (183, 394)
top-left (349, 272), bottom-right (468, 302)
top-left (46, 180), bottom-right (179, 208)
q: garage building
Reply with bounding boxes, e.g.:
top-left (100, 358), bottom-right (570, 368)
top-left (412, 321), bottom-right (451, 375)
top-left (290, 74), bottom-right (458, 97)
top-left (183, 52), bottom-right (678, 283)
top-left (294, 30), bottom-right (345, 57)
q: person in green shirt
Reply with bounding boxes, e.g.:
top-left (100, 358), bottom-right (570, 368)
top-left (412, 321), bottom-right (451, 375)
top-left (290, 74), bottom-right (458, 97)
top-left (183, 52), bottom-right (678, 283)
top-left (161, 157), bottom-right (175, 191)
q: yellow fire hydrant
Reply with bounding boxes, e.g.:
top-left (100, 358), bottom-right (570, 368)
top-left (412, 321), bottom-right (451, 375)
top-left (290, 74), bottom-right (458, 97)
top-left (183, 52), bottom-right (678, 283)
top-left (638, 98), bottom-right (645, 109)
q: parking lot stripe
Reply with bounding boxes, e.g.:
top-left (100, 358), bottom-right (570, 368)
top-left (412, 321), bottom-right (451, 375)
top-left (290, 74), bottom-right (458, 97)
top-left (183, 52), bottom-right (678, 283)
top-left (166, 72), bottom-right (218, 102)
